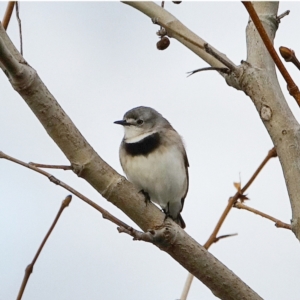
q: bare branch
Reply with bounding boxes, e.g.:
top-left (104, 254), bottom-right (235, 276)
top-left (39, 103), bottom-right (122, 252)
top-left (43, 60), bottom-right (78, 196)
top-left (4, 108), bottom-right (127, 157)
top-left (204, 43), bottom-right (237, 72)
top-left (2, 1), bottom-right (15, 30)
top-left (279, 46), bottom-right (300, 70)
top-left (17, 195), bottom-right (72, 300)
top-left (214, 233), bottom-right (238, 243)
top-left (187, 67), bottom-right (230, 77)
top-left (29, 162), bottom-right (72, 170)
top-left (242, 2), bottom-right (300, 238)
top-left (234, 202), bottom-right (291, 230)
top-left (0, 35), bottom-right (23, 75)
top-left (181, 148), bottom-right (276, 299)
top-left (0, 19), bottom-right (262, 298)
top-left (242, 2), bottom-right (300, 105)
top-left (276, 10), bottom-right (290, 22)
top-left (15, 1), bottom-right (23, 55)
top-left (0, 151), bottom-right (131, 230)
top-left (204, 147), bottom-right (277, 249)
top-left (118, 226), bottom-right (155, 243)
top-left (122, 1), bottom-right (236, 72)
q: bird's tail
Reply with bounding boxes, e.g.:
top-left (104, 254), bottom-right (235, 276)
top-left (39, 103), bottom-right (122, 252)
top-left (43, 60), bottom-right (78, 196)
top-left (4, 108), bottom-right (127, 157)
top-left (176, 213), bottom-right (186, 229)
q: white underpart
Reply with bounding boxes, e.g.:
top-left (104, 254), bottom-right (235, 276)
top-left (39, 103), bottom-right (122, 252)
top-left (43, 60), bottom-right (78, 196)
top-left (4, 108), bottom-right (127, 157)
top-left (121, 143), bottom-right (187, 219)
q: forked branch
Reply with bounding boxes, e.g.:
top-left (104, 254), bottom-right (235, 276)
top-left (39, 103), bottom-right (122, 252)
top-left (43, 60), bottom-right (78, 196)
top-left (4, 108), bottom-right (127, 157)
top-left (17, 195), bottom-right (72, 300)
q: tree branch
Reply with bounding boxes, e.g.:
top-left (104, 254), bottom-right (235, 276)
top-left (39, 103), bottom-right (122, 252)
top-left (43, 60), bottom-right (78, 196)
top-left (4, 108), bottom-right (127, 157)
top-left (0, 21), bottom-right (262, 298)
top-left (0, 151), bottom-right (132, 230)
top-left (122, 1), bottom-right (241, 85)
top-left (242, 2), bottom-right (300, 105)
top-left (234, 202), bottom-right (291, 230)
top-left (181, 147), bottom-right (276, 299)
top-left (2, 1), bottom-right (15, 30)
top-left (242, 2), bottom-right (300, 239)
top-left (279, 46), bottom-right (300, 70)
top-left (17, 195), bottom-right (72, 300)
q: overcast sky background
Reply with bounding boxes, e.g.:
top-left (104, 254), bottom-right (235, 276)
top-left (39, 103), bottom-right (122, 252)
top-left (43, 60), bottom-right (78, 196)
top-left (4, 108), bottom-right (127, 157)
top-left (1, 1), bottom-right (300, 300)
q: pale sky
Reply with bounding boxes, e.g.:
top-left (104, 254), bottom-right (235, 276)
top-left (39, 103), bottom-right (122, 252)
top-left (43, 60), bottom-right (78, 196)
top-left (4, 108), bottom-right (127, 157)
top-left (1, 2), bottom-right (300, 300)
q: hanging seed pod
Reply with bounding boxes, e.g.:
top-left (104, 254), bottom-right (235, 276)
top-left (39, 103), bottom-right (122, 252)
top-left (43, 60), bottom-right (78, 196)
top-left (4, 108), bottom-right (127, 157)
top-left (156, 37), bottom-right (170, 50)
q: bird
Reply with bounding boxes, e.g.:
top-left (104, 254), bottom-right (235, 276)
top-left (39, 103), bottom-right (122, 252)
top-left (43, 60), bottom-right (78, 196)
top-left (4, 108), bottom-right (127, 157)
top-left (114, 106), bottom-right (189, 228)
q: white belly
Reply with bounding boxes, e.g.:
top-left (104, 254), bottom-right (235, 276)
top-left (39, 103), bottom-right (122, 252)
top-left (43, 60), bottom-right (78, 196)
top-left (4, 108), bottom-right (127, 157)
top-left (121, 145), bottom-right (187, 218)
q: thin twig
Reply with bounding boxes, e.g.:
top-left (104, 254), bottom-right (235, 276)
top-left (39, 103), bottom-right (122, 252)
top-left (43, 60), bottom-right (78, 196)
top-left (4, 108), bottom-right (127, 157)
top-left (2, 1), bottom-right (15, 30)
top-left (15, 2), bottom-right (22, 55)
top-left (180, 273), bottom-right (194, 300)
top-left (242, 2), bottom-right (300, 106)
top-left (276, 10), bottom-right (290, 22)
top-left (204, 147), bottom-right (277, 249)
top-left (16, 195), bottom-right (72, 300)
top-left (204, 44), bottom-right (237, 72)
top-left (214, 233), bottom-right (238, 243)
top-left (187, 67), bottom-right (230, 77)
top-left (0, 151), bottom-right (131, 230)
top-left (234, 202), bottom-right (291, 230)
top-left (279, 46), bottom-right (300, 71)
top-left (117, 226), bottom-right (155, 242)
top-left (29, 162), bottom-right (72, 170)
top-left (181, 147), bottom-right (277, 299)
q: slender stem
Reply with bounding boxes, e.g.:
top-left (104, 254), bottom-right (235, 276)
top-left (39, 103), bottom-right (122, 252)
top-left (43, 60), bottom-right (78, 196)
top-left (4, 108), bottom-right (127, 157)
top-left (279, 46), bottom-right (300, 71)
top-left (15, 2), bottom-right (22, 55)
top-left (187, 67), bottom-right (230, 77)
top-left (242, 2), bottom-right (300, 106)
top-left (2, 2), bottom-right (15, 30)
top-left (241, 147), bottom-right (277, 193)
top-left (276, 10), bottom-right (290, 22)
top-left (204, 148), bottom-right (276, 249)
top-left (181, 147), bottom-right (277, 299)
top-left (16, 195), bottom-right (72, 300)
top-left (0, 151), bottom-right (131, 230)
top-left (234, 202), bottom-right (291, 230)
top-left (29, 162), bottom-right (72, 170)
top-left (204, 44), bottom-right (236, 72)
top-left (180, 273), bottom-right (194, 300)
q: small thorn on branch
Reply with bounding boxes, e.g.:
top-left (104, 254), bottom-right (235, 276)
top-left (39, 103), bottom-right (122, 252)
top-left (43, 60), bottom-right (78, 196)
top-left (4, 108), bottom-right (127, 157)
top-left (276, 10), bottom-right (290, 22)
top-left (214, 233), bottom-right (238, 243)
top-left (187, 67), bottom-right (231, 77)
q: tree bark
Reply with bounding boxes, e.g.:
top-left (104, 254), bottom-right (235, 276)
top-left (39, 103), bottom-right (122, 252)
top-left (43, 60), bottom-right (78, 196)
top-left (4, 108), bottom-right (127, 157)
top-left (0, 12), bottom-right (262, 300)
top-left (125, 1), bottom-right (300, 240)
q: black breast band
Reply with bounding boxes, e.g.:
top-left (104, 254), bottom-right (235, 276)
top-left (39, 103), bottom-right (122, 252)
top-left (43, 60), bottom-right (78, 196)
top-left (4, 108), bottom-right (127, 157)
top-left (124, 132), bottom-right (160, 156)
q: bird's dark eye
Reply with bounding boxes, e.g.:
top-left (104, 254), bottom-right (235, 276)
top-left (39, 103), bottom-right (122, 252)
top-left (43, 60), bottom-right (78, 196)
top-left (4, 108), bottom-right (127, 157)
top-left (137, 119), bottom-right (144, 125)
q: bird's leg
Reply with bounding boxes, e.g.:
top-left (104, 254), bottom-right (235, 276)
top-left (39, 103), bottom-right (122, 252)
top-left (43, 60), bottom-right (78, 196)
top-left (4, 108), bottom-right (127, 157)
top-left (139, 189), bottom-right (151, 205)
top-left (162, 203), bottom-right (172, 221)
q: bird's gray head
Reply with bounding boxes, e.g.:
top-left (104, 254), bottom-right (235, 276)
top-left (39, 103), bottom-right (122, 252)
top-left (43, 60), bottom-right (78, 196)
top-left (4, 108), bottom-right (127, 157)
top-left (114, 106), bottom-right (171, 143)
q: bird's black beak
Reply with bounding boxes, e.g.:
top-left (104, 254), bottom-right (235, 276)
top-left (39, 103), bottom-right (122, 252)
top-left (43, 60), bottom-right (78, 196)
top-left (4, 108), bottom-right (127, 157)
top-left (114, 120), bottom-right (130, 126)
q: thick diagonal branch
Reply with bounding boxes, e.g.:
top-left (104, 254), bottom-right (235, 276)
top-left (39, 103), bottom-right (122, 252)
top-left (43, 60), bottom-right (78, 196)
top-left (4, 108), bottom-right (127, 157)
top-left (0, 21), bottom-right (261, 299)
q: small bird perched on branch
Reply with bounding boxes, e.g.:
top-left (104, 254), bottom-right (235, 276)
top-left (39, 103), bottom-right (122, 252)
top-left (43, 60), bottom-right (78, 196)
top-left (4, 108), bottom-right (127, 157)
top-left (114, 106), bottom-right (189, 228)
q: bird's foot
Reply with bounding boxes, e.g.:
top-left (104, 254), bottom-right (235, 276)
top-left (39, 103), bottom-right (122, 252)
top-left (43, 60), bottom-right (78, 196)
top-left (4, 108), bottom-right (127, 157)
top-left (139, 189), bottom-right (151, 206)
top-left (162, 209), bottom-right (172, 221)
